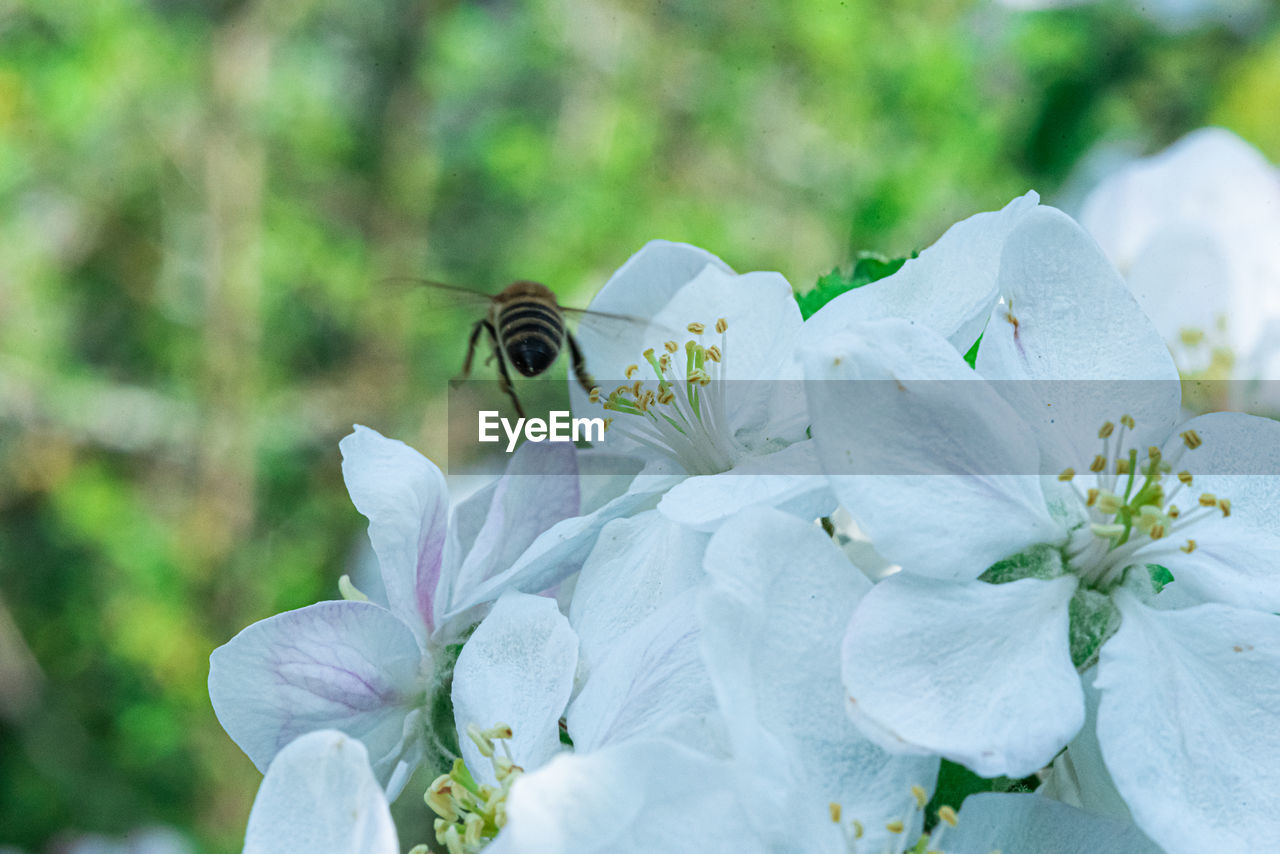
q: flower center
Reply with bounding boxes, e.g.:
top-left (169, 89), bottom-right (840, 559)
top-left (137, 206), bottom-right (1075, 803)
top-left (828, 784), bottom-right (958, 854)
top-left (425, 723), bottom-right (522, 854)
top-left (1058, 416), bottom-right (1230, 590)
top-left (594, 318), bottom-right (743, 475)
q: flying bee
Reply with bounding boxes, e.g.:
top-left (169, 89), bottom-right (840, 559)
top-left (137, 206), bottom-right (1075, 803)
top-left (391, 278), bottom-right (658, 419)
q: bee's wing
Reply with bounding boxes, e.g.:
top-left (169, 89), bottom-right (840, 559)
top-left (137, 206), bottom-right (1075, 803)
top-left (559, 304), bottom-right (683, 343)
top-left (380, 277), bottom-right (496, 312)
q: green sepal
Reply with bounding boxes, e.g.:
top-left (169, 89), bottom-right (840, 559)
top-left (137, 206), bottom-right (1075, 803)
top-left (963, 334), bottom-right (982, 368)
top-left (794, 252), bottom-right (914, 320)
top-left (979, 543), bottom-right (1065, 585)
top-left (423, 635), bottom-right (472, 775)
top-left (1145, 563), bottom-right (1175, 594)
top-left (1068, 587), bottom-right (1120, 671)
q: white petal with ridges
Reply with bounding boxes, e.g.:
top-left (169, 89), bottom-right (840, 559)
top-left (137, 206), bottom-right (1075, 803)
top-left (208, 601), bottom-right (426, 792)
top-left (340, 426), bottom-right (448, 642)
top-left (701, 508), bottom-right (937, 852)
top-left (805, 192), bottom-right (1039, 352)
top-left (803, 320), bottom-right (1062, 580)
top-left (244, 730), bottom-right (397, 854)
top-left (843, 574), bottom-right (1082, 778)
top-left (1095, 594), bottom-right (1280, 854)
top-left (945, 793), bottom-right (1160, 854)
top-left (451, 593), bottom-right (578, 784)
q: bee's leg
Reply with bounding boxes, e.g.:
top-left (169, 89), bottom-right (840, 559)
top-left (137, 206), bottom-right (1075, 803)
top-left (459, 320), bottom-right (487, 380)
top-left (483, 322), bottom-right (526, 420)
top-left (565, 331), bottom-right (596, 395)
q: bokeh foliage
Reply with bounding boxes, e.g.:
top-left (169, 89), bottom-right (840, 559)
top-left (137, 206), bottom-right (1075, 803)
top-left (1, 0), bottom-right (1278, 851)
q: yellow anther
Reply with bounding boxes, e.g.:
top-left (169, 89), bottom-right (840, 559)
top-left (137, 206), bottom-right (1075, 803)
top-left (1181, 539), bottom-right (1197, 553)
top-left (664, 340), bottom-right (678, 353)
top-left (613, 385), bottom-right (630, 397)
top-left (659, 353), bottom-right (671, 372)
top-left (464, 813), bottom-right (484, 845)
top-left (1179, 327), bottom-right (1205, 347)
top-left (602, 417), bottom-right (613, 432)
top-left (426, 775), bottom-right (459, 822)
top-left (1098, 421), bottom-right (1115, 439)
top-left (1121, 414), bottom-right (1135, 429)
top-left (911, 784), bottom-right (928, 808)
top-left (642, 347), bottom-right (655, 360)
top-left (657, 387), bottom-right (675, 405)
top-left (1181, 430), bottom-right (1202, 449)
top-left (1198, 493), bottom-right (1218, 507)
top-left (687, 322), bottom-right (706, 335)
top-left (1086, 488), bottom-right (1099, 506)
top-left (1115, 457), bottom-right (1131, 475)
top-left (1090, 455), bottom-right (1107, 473)
top-left (715, 317), bottom-right (728, 333)
top-left (1148, 446), bottom-right (1161, 460)
top-left (1178, 471), bottom-right (1193, 485)
top-left (1168, 505), bottom-right (1180, 518)
top-left (706, 344), bottom-right (722, 362)
top-left (625, 364), bottom-right (639, 379)
top-left (829, 802), bottom-right (842, 823)
top-left (886, 820), bottom-right (905, 834)
top-left (588, 386), bottom-right (601, 403)
top-left (1219, 498), bottom-right (1232, 517)
top-left (631, 380), bottom-right (643, 397)
top-left (1149, 524), bottom-right (1166, 540)
top-left (1058, 468), bottom-right (1075, 482)
top-left (852, 820), bottom-right (863, 839)
top-left (938, 805), bottom-right (959, 827)
top-left (1091, 523), bottom-right (1126, 539)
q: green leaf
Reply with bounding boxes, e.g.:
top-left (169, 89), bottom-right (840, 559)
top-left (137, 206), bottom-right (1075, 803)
top-left (924, 759), bottom-right (1038, 831)
top-left (1146, 563), bottom-right (1175, 594)
top-left (794, 251), bottom-right (914, 320)
top-left (963, 334), bottom-right (982, 368)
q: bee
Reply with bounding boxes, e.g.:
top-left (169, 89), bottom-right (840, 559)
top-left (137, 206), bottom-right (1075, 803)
top-left (392, 278), bottom-right (653, 418)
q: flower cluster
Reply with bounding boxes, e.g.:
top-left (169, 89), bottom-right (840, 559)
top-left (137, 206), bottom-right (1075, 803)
top-left (213, 192), bottom-right (1280, 854)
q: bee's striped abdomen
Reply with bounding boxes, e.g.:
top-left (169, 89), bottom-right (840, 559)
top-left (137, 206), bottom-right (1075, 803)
top-left (495, 283), bottom-right (564, 377)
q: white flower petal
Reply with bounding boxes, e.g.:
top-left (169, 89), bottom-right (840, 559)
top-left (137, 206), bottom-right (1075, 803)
top-left (244, 730), bottom-right (398, 854)
top-left (945, 793), bottom-right (1161, 854)
top-left (700, 507), bottom-right (937, 852)
top-left (843, 574), bottom-right (1082, 778)
top-left (657, 443), bottom-right (834, 532)
top-left (488, 739), bottom-right (758, 854)
top-left (442, 471), bottom-right (678, 619)
top-left (1095, 594), bottom-right (1280, 854)
top-left (567, 590), bottom-right (717, 754)
top-left (568, 511), bottom-right (708, 680)
top-left (803, 320), bottom-right (1061, 580)
top-left (451, 593), bottom-right (577, 783)
top-left (449, 442), bottom-right (579, 612)
top-left (208, 602), bottom-right (426, 792)
top-left (976, 207), bottom-right (1181, 469)
top-left (805, 192), bottom-right (1039, 352)
top-left (1037, 668), bottom-right (1133, 822)
top-left (340, 425), bottom-right (448, 641)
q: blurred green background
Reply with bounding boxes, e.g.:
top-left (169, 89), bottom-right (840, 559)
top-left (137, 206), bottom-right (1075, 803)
top-left (1, 0), bottom-right (1277, 851)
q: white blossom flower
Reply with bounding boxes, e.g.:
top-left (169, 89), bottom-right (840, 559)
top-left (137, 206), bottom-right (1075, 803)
top-left (241, 730), bottom-right (399, 854)
top-left (430, 573), bottom-right (727, 853)
top-left (801, 205), bottom-right (1280, 853)
top-left (572, 241), bottom-right (835, 531)
top-left (209, 426), bottom-right (641, 797)
top-left (1079, 127), bottom-right (1280, 393)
